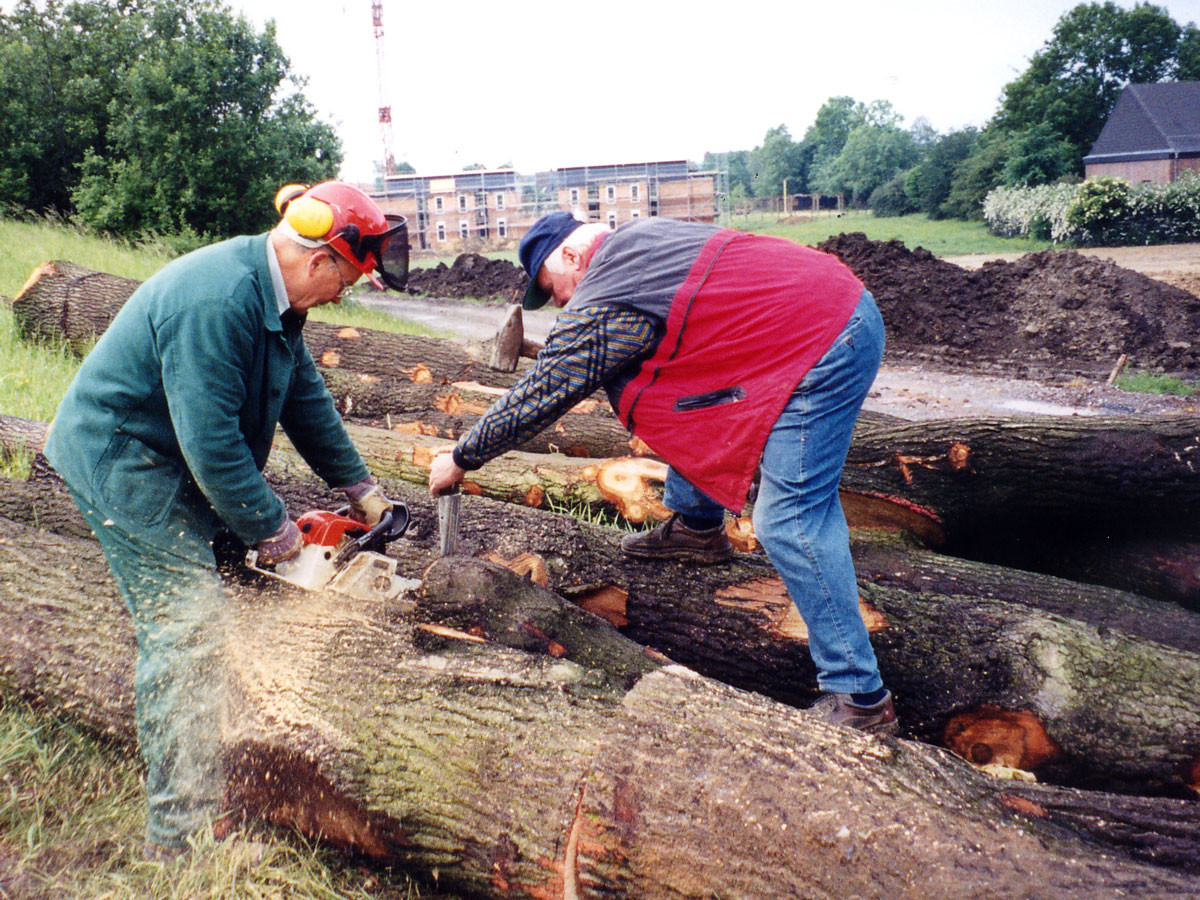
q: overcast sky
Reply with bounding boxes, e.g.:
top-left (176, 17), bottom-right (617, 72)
top-left (14, 0), bottom-right (1200, 180)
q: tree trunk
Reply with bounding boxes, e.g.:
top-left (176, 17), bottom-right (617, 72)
top-left (0, 516), bottom-right (1196, 898)
top-left (4, 446), bottom-right (1199, 798)
top-left (8, 260), bottom-right (142, 354)
top-left (842, 415), bottom-right (1200, 546)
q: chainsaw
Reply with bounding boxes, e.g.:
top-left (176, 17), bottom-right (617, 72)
top-left (246, 505), bottom-right (417, 603)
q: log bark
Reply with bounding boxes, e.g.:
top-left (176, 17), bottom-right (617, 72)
top-left (5, 449), bottom-right (1199, 798)
top-left (0, 516), bottom-right (1197, 897)
top-left (8, 260), bottom-right (142, 354)
top-left (842, 414), bottom-right (1200, 545)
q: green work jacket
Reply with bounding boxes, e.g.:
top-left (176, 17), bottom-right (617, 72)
top-left (45, 234), bottom-right (368, 545)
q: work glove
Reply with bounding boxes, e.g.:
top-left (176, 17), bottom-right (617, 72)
top-left (341, 477), bottom-right (393, 527)
top-left (255, 517), bottom-right (303, 566)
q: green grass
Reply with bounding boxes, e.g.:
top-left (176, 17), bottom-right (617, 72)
top-left (1114, 368), bottom-right (1199, 396)
top-left (0, 697), bottom-right (437, 900)
top-left (726, 210), bottom-right (1054, 257)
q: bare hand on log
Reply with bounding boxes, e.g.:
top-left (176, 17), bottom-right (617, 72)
top-left (428, 449), bottom-right (464, 496)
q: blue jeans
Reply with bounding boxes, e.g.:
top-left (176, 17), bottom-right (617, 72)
top-left (68, 486), bottom-right (228, 849)
top-left (664, 290), bottom-right (886, 693)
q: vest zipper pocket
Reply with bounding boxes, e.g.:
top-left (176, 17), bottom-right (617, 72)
top-left (673, 386), bottom-right (746, 412)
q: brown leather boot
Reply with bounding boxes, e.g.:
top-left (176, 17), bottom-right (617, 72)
top-left (809, 690), bottom-right (899, 737)
top-left (620, 513), bottom-right (733, 564)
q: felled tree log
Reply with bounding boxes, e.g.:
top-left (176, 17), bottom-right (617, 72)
top-left (5, 447), bottom-right (1199, 799)
top-left (1, 517), bottom-right (1197, 896)
top-left (287, 423), bottom-right (675, 524)
top-left (842, 415), bottom-right (1200, 546)
top-left (977, 536), bottom-right (1200, 613)
top-left (8, 260), bottom-right (142, 354)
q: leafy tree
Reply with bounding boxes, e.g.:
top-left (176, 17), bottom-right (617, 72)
top-left (800, 96), bottom-right (865, 169)
top-left (748, 125), bottom-right (807, 197)
top-left (941, 129), bottom-right (1017, 220)
top-left (0, 0), bottom-right (340, 239)
top-left (810, 123), bottom-right (918, 205)
top-left (995, 2), bottom-right (1200, 169)
top-left (701, 150), bottom-right (756, 196)
top-left (0, 0), bottom-right (141, 214)
top-left (869, 171), bottom-right (918, 217)
top-left (1001, 123), bottom-right (1077, 187)
top-left (904, 128), bottom-right (978, 218)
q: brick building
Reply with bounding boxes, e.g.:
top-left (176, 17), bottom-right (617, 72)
top-left (373, 160), bottom-right (724, 254)
top-left (1083, 82), bottom-right (1200, 184)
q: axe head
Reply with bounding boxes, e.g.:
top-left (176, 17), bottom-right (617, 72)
top-left (437, 487), bottom-right (462, 556)
top-left (488, 302), bottom-right (524, 372)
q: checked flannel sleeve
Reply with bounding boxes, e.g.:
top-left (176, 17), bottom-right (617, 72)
top-left (452, 306), bottom-right (659, 470)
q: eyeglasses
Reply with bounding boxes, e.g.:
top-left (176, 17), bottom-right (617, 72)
top-left (324, 252), bottom-right (355, 299)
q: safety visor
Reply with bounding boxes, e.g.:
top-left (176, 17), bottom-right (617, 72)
top-left (341, 215), bottom-right (409, 291)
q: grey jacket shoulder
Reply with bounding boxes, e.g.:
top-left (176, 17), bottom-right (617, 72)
top-left (565, 219), bottom-right (720, 322)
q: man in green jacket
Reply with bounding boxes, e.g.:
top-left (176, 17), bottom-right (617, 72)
top-left (44, 181), bottom-right (408, 858)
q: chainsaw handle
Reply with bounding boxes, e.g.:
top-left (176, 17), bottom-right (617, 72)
top-left (333, 503), bottom-right (411, 567)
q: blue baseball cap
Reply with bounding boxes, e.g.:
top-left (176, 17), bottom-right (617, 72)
top-left (519, 211), bottom-right (583, 310)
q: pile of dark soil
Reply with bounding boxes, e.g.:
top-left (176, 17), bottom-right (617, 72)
top-left (406, 254), bottom-right (526, 302)
top-left (818, 233), bottom-right (1200, 378)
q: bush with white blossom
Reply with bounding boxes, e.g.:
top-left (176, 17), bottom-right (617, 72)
top-left (984, 173), bottom-right (1200, 245)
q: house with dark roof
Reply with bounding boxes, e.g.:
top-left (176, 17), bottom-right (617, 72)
top-left (1083, 82), bottom-right (1200, 184)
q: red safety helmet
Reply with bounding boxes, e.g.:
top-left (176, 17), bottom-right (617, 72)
top-left (275, 181), bottom-right (409, 290)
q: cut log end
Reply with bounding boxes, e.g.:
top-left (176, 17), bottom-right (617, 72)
top-left (840, 490), bottom-right (946, 545)
top-left (715, 578), bottom-right (886, 642)
top-left (485, 551), bottom-right (549, 587)
top-left (944, 706), bottom-right (1064, 771)
top-left (15, 261), bottom-right (60, 301)
top-left (568, 585), bottom-right (630, 628)
top-left (726, 517), bottom-right (757, 552)
top-left (593, 458), bottom-right (670, 523)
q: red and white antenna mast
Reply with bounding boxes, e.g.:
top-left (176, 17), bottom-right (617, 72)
top-left (372, 0), bottom-right (396, 176)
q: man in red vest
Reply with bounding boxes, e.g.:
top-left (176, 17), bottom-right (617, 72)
top-left (429, 212), bottom-right (896, 735)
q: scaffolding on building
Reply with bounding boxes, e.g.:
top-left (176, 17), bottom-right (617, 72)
top-left (375, 161), bottom-right (729, 253)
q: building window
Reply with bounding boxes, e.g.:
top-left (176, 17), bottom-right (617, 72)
top-left (458, 194), bottom-right (468, 212)
top-left (459, 221), bottom-right (469, 239)
top-left (434, 196), bottom-right (444, 213)
top-left (478, 224), bottom-right (488, 239)
top-left (495, 193), bottom-right (505, 210)
top-left (607, 212), bottom-right (617, 229)
top-left (569, 187), bottom-right (580, 205)
top-left (630, 184), bottom-right (640, 202)
top-left (498, 218), bottom-right (507, 238)
top-left (631, 209), bottom-right (640, 218)
top-left (436, 222), bottom-right (446, 242)
top-left (605, 184), bottom-right (616, 204)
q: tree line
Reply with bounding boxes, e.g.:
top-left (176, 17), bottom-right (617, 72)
top-left (702, 1), bottom-right (1200, 220)
top-left (0, 0), bottom-right (340, 247)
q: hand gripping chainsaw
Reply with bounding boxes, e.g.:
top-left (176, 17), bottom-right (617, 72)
top-left (246, 505), bottom-right (415, 602)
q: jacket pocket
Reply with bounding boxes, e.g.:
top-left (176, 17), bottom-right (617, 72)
top-left (673, 386), bottom-right (746, 412)
top-left (94, 433), bottom-right (185, 527)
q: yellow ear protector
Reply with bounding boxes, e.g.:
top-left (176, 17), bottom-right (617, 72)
top-left (274, 183), bottom-right (334, 240)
